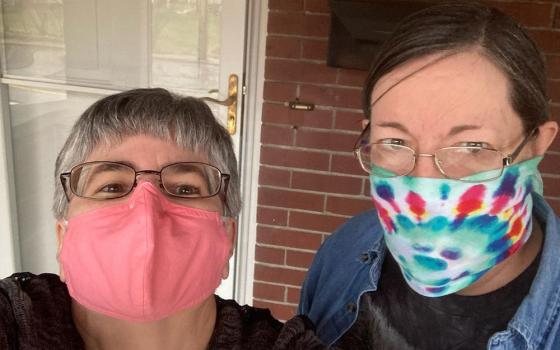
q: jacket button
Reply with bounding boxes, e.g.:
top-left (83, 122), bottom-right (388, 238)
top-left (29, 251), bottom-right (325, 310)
top-left (359, 253), bottom-right (369, 262)
top-left (346, 303), bottom-right (357, 313)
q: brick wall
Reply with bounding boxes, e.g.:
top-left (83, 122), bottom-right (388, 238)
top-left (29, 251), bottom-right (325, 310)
top-left (254, 0), bottom-right (560, 320)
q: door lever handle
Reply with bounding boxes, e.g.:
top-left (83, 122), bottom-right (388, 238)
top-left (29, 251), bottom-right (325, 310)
top-left (201, 95), bottom-right (235, 107)
top-left (201, 74), bottom-right (238, 135)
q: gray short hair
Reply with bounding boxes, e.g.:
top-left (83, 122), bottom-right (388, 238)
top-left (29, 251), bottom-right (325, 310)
top-left (53, 88), bottom-right (240, 219)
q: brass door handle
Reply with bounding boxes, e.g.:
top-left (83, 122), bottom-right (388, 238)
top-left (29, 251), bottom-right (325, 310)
top-left (201, 74), bottom-right (238, 135)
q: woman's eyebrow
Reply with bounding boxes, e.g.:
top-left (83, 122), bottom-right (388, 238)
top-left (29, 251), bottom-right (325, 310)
top-left (374, 122), bottom-right (411, 135)
top-left (111, 160), bottom-right (136, 169)
top-left (447, 124), bottom-right (482, 136)
top-left (374, 122), bottom-right (484, 139)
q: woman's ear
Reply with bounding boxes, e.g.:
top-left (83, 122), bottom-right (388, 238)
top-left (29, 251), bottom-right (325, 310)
top-left (533, 120), bottom-right (559, 155)
top-left (221, 218), bottom-right (237, 279)
top-left (55, 220), bottom-right (66, 282)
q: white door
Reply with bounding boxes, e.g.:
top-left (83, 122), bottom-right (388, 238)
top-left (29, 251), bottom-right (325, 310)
top-left (0, 0), bottom-right (247, 299)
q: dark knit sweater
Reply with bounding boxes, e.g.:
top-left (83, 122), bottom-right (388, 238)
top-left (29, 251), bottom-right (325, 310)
top-left (0, 273), bottom-right (325, 350)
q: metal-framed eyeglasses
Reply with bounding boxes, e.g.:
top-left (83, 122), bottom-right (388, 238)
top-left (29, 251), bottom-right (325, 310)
top-left (60, 161), bottom-right (230, 201)
top-left (353, 122), bottom-right (537, 182)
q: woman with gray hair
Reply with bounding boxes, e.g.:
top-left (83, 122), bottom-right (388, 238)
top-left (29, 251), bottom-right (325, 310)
top-left (0, 88), bottom-right (325, 349)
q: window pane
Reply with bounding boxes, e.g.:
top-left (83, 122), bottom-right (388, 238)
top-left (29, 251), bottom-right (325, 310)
top-left (9, 85), bottom-right (102, 273)
top-left (151, 0), bottom-right (222, 92)
top-left (1, 1), bottom-right (66, 81)
top-left (1, 0), bottom-right (222, 93)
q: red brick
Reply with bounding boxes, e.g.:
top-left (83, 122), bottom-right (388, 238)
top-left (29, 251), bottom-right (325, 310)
top-left (331, 154), bottom-right (367, 176)
top-left (260, 145), bottom-right (330, 171)
top-left (335, 110), bottom-right (367, 131)
top-left (305, 0), bottom-right (330, 13)
top-left (267, 12), bottom-right (298, 35)
top-left (554, 5), bottom-right (560, 28)
top-left (258, 187), bottom-right (324, 211)
top-left (263, 81), bottom-right (297, 102)
top-left (257, 225), bottom-right (323, 250)
top-left (261, 124), bottom-right (294, 146)
top-left (485, 2), bottom-right (553, 28)
top-left (286, 250), bottom-right (316, 268)
top-left (551, 104), bottom-right (560, 121)
top-left (338, 68), bottom-right (368, 87)
top-left (302, 13), bottom-right (331, 37)
top-left (549, 198), bottom-right (560, 215)
top-left (364, 184), bottom-right (375, 199)
top-left (295, 129), bottom-right (358, 152)
top-left (254, 264), bottom-right (307, 286)
top-left (252, 300), bottom-right (296, 321)
top-left (262, 102), bottom-right (333, 129)
top-left (255, 245), bottom-right (286, 265)
top-left (268, 12), bottom-right (330, 37)
top-left (289, 211), bottom-right (348, 232)
top-left (543, 176), bottom-right (560, 197)
top-left (364, 183), bottom-right (373, 197)
top-left (253, 282), bottom-right (285, 302)
top-left (266, 36), bottom-right (301, 59)
top-left (529, 30), bottom-right (560, 54)
top-left (549, 80), bottom-right (560, 103)
top-left (302, 39), bottom-right (328, 61)
top-left (540, 153), bottom-right (560, 175)
top-left (547, 56), bottom-right (560, 79)
top-left (300, 84), bottom-right (362, 109)
top-left (291, 171), bottom-right (363, 195)
top-left (257, 206), bottom-right (288, 226)
top-left (550, 129), bottom-right (560, 152)
top-left (551, 138), bottom-right (560, 154)
top-left (259, 166), bottom-right (291, 187)
top-left (287, 287), bottom-right (301, 304)
top-left (269, 0), bottom-right (303, 12)
top-left (265, 59), bottom-right (337, 84)
top-left (326, 196), bottom-right (373, 216)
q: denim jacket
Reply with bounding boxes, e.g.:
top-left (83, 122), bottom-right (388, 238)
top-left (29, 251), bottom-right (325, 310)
top-left (299, 194), bottom-right (560, 349)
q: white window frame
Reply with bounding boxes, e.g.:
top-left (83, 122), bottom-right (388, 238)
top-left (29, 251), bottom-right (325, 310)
top-left (0, 84), bottom-right (20, 277)
top-left (234, 0), bottom-right (267, 305)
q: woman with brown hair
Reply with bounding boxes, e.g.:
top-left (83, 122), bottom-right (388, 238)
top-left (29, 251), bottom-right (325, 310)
top-left (300, 2), bottom-right (559, 349)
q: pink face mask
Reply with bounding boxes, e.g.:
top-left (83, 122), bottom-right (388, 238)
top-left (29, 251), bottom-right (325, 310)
top-left (59, 182), bottom-right (231, 322)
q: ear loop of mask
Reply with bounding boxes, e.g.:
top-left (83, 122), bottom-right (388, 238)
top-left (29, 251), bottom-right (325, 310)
top-left (57, 220), bottom-right (69, 271)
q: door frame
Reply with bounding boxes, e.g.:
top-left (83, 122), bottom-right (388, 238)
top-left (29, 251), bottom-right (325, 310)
top-left (0, 84), bottom-right (20, 278)
top-left (234, 0), bottom-right (267, 305)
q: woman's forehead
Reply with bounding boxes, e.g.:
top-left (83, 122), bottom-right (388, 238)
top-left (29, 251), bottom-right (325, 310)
top-left (369, 51), bottom-right (523, 143)
top-left (84, 134), bottom-right (210, 168)
top-left (371, 51), bottom-right (501, 102)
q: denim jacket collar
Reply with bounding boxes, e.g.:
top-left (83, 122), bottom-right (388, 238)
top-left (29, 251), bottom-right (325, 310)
top-left (493, 194), bottom-right (560, 348)
top-left (365, 232), bottom-right (386, 290)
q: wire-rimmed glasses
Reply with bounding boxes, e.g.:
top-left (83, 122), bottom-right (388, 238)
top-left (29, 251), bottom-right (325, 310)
top-left (353, 123), bottom-right (537, 182)
top-left (60, 161), bottom-right (230, 200)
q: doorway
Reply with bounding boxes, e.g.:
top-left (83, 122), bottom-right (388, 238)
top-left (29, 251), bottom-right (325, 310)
top-left (0, 0), bottom-right (253, 300)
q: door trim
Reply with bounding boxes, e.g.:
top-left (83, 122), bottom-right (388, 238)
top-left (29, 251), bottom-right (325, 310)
top-left (0, 84), bottom-right (21, 277)
top-left (234, 0), bottom-right (268, 305)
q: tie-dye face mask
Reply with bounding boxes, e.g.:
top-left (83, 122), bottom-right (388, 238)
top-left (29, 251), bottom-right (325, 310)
top-left (370, 157), bottom-right (543, 297)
